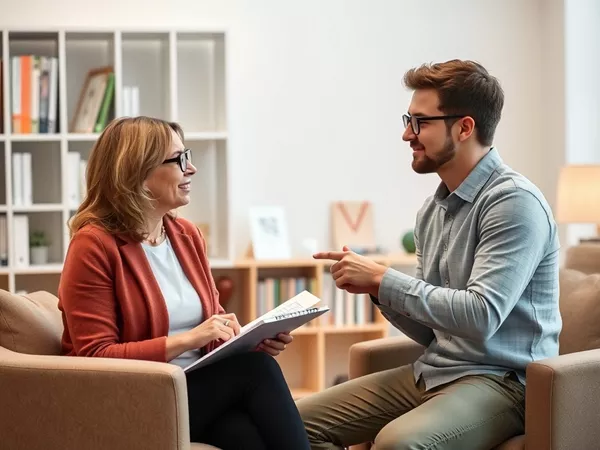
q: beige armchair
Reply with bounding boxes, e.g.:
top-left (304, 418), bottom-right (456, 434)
top-left (349, 244), bottom-right (600, 450)
top-left (0, 289), bottom-right (220, 450)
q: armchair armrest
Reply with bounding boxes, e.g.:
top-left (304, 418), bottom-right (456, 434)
top-left (0, 346), bottom-right (191, 450)
top-left (349, 335), bottom-right (425, 379)
top-left (526, 348), bottom-right (600, 450)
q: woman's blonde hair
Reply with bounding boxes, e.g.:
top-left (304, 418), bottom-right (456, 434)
top-left (69, 116), bottom-right (184, 241)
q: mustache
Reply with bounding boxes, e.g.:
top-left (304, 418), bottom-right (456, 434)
top-left (410, 140), bottom-right (423, 149)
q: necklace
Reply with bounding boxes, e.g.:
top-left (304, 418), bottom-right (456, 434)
top-left (146, 225), bottom-right (166, 245)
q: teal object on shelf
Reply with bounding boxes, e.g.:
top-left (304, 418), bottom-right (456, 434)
top-left (401, 230), bottom-right (416, 254)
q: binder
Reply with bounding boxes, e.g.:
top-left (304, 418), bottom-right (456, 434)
top-left (183, 305), bottom-right (329, 373)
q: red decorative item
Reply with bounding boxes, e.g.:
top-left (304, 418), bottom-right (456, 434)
top-left (215, 276), bottom-right (235, 308)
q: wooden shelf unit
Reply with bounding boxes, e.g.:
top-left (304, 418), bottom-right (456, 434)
top-left (214, 253), bottom-right (417, 397)
top-left (0, 28), bottom-right (231, 293)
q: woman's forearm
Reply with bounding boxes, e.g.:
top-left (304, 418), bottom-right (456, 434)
top-left (166, 333), bottom-right (191, 362)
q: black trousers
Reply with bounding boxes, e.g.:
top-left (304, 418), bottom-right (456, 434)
top-left (186, 351), bottom-right (310, 450)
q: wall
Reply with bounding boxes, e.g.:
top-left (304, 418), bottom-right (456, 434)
top-left (541, 0), bottom-right (567, 251)
top-left (564, 0), bottom-right (600, 245)
top-left (0, 0), bottom-right (559, 258)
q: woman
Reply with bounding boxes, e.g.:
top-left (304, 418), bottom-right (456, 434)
top-left (58, 116), bottom-right (310, 450)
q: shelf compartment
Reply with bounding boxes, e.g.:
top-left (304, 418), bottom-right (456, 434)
top-left (0, 142), bottom-right (5, 205)
top-left (13, 211), bottom-right (64, 268)
top-left (121, 32), bottom-right (171, 120)
top-left (1, 30), bottom-right (5, 136)
top-left (15, 272), bottom-right (61, 296)
top-left (11, 140), bottom-right (61, 205)
top-left (0, 273), bottom-right (8, 290)
top-left (8, 32), bottom-right (60, 136)
top-left (176, 32), bottom-right (226, 132)
top-left (0, 211), bottom-right (6, 268)
top-left (276, 333), bottom-right (321, 395)
top-left (65, 31), bottom-right (115, 134)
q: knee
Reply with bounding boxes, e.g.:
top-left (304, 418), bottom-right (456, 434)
top-left (237, 351), bottom-right (283, 379)
top-left (373, 422), bottom-right (425, 450)
top-left (295, 395), bottom-right (330, 442)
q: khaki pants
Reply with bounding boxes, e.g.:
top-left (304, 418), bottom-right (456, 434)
top-left (296, 364), bottom-right (524, 450)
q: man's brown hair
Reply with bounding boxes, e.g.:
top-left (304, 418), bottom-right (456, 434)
top-left (403, 59), bottom-right (504, 146)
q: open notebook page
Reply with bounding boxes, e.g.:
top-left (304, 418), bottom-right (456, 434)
top-left (240, 290), bottom-right (321, 332)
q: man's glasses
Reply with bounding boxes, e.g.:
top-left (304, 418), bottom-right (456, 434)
top-left (163, 148), bottom-right (192, 172)
top-left (402, 113), bottom-right (464, 135)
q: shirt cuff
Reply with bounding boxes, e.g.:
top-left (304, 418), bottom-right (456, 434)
top-left (377, 267), bottom-right (413, 314)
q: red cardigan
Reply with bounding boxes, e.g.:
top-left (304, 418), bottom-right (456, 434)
top-left (58, 215), bottom-right (225, 362)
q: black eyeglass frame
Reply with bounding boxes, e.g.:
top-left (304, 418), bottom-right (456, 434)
top-left (163, 148), bottom-right (192, 172)
top-left (402, 113), bottom-right (465, 135)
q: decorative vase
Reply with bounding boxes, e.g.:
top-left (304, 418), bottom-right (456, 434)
top-left (401, 230), bottom-right (416, 254)
top-left (30, 246), bottom-right (49, 265)
top-left (215, 276), bottom-right (235, 308)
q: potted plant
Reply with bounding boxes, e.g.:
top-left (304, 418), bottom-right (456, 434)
top-left (30, 230), bottom-right (50, 265)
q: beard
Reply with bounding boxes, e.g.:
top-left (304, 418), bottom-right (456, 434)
top-left (411, 134), bottom-right (456, 174)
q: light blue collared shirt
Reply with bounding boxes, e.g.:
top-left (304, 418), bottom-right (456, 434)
top-left (375, 148), bottom-right (562, 390)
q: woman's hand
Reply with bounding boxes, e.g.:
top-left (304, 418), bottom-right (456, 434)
top-left (167, 313), bottom-right (241, 360)
top-left (257, 332), bottom-right (293, 357)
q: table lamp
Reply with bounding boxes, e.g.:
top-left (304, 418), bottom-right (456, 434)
top-left (556, 165), bottom-right (600, 242)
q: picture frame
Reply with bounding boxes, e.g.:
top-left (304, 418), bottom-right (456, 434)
top-left (249, 206), bottom-right (291, 260)
top-left (70, 66), bottom-right (113, 133)
top-left (330, 200), bottom-right (376, 251)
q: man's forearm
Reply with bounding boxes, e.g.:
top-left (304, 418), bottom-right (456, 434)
top-left (378, 303), bottom-right (434, 347)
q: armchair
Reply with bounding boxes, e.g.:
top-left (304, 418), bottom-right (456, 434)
top-left (349, 244), bottom-right (600, 450)
top-left (0, 289), bottom-right (220, 450)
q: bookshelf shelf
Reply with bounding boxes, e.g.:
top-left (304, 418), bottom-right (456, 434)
top-left (321, 323), bottom-right (387, 334)
top-left (13, 263), bottom-right (63, 274)
top-left (0, 27), bottom-right (232, 295)
top-left (66, 133), bottom-right (100, 141)
top-left (12, 204), bottom-right (63, 212)
top-left (9, 134), bottom-right (61, 142)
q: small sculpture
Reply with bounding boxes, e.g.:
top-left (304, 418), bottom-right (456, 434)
top-left (401, 230), bottom-right (416, 254)
top-left (215, 276), bottom-right (235, 308)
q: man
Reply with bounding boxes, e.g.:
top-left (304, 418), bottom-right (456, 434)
top-left (297, 59), bottom-right (561, 450)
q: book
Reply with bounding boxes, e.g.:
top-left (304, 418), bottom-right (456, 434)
top-left (183, 291), bottom-right (329, 372)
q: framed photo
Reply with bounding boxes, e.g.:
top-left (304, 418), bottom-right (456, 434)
top-left (70, 66), bottom-right (113, 133)
top-left (330, 201), bottom-right (376, 251)
top-left (249, 206), bottom-right (291, 260)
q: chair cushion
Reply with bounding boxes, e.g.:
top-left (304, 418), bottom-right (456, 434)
top-left (564, 243), bottom-right (600, 274)
top-left (0, 290), bottom-right (63, 355)
top-left (558, 269), bottom-right (600, 355)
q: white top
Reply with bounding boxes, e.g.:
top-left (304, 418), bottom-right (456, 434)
top-left (142, 237), bottom-right (203, 368)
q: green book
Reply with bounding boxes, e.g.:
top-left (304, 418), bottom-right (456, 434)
top-left (94, 72), bottom-right (115, 133)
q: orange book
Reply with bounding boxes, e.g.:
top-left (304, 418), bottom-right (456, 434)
top-left (20, 55), bottom-right (31, 134)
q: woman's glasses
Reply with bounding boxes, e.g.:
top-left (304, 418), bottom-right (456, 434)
top-left (162, 148), bottom-right (192, 172)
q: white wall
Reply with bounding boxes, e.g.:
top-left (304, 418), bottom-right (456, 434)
top-left (541, 0), bottom-right (567, 252)
top-left (0, 0), bottom-right (561, 258)
top-left (564, 0), bottom-right (600, 245)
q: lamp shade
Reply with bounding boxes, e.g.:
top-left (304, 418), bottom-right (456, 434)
top-left (556, 165), bottom-right (600, 223)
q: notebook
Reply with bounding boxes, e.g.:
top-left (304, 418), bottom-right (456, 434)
top-left (183, 291), bottom-right (329, 373)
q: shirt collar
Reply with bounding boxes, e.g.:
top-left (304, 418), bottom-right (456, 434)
top-left (434, 147), bottom-right (503, 204)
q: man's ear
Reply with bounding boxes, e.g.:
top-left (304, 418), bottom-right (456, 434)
top-left (457, 116), bottom-right (475, 142)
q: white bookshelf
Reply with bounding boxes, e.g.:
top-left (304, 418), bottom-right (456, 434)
top-left (0, 28), bottom-right (232, 294)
